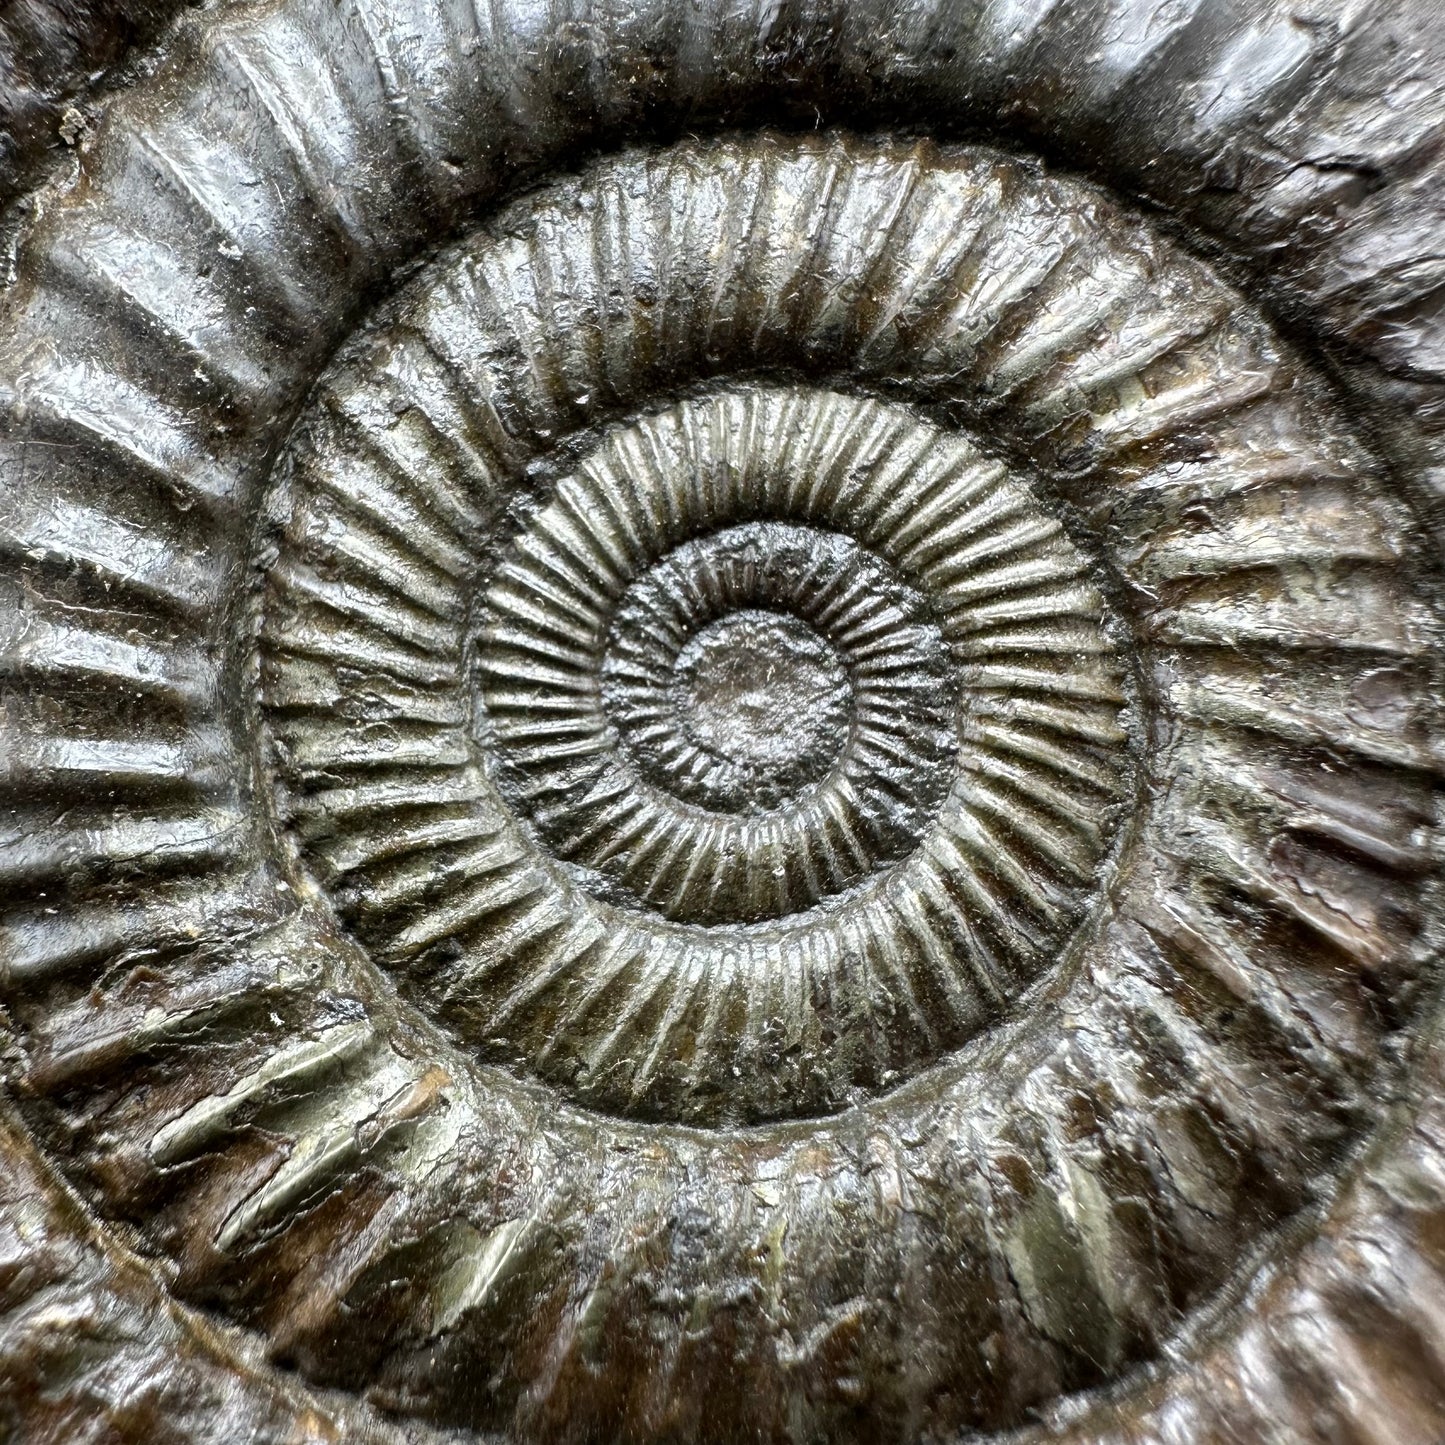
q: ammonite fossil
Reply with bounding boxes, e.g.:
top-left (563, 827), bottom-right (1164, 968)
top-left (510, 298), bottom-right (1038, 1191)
top-left (3, 2), bottom-right (1445, 1443)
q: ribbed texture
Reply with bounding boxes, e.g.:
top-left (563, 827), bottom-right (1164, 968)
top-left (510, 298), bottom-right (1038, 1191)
top-left (266, 381), bottom-right (1125, 1122)
top-left (238, 132), bottom-right (1443, 1423)
top-left (0, 14), bottom-right (1438, 1429)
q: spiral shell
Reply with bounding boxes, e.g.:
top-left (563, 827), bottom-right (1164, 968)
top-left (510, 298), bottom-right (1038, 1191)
top-left (260, 159), bottom-right (1142, 1122)
top-left (2, 3), bottom-right (1445, 1444)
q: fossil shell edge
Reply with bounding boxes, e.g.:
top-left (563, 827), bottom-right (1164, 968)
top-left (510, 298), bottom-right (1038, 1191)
top-left (1, 3), bottom-right (1445, 1444)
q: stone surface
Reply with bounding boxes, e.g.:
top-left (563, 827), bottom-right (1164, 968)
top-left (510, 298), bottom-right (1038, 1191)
top-left (2, 2), bottom-right (1445, 1443)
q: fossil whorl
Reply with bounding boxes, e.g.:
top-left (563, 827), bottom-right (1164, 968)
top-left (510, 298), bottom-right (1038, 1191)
top-left (2, 4), bottom-right (1445, 1445)
top-left (261, 167), bottom-right (1142, 1125)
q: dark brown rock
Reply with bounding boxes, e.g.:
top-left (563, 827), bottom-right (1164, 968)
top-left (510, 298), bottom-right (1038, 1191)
top-left (2, 2), bottom-right (1445, 1442)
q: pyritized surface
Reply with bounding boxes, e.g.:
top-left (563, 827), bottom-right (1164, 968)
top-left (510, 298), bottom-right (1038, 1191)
top-left (265, 377), bottom-right (1132, 1122)
top-left (2, 103), bottom-right (1443, 1444)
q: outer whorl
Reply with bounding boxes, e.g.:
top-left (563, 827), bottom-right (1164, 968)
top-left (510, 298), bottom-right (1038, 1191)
top-left (2, 6), bottom-right (1445, 1445)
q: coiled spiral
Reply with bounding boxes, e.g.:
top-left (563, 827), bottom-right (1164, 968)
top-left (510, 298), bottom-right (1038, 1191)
top-left (2, 8), bottom-right (1444, 1445)
top-left (263, 196), bottom-right (1138, 1121)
